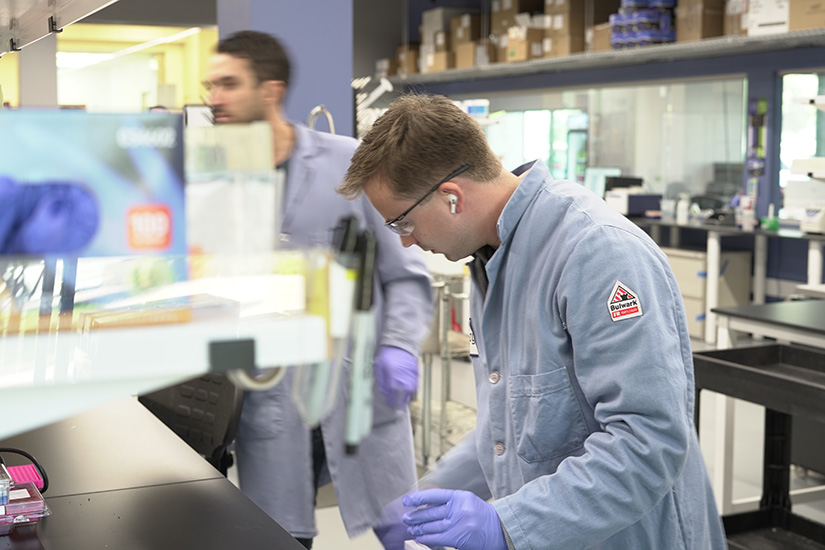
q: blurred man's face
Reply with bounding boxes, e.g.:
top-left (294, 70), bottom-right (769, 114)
top-left (205, 54), bottom-right (268, 123)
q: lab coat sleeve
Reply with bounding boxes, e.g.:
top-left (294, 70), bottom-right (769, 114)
top-left (418, 429), bottom-right (493, 500)
top-left (493, 225), bottom-right (694, 549)
top-left (360, 197), bottom-right (434, 354)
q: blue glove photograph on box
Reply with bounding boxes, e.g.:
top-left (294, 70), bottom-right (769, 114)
top-left (0, 176), bottom-right (99, 255)
top-left (374, 345), bottom-right (418, 409)
top-left (403, 489), bottom-right (507, 550)
top-left (0, 110), bottom-right (186, 259)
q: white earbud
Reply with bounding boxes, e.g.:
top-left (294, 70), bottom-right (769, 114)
top-left (448, 194), bottom-right (457, 214)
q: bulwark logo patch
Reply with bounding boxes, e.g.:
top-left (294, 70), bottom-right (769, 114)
top-left (607, 281), bottom-right (643, 322)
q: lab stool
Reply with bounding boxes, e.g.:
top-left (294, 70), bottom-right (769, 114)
top-left (417, 274), bottom-right (471, 467)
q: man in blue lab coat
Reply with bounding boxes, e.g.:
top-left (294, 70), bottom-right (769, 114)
top-left (339, 93), bottom-right (727, 550)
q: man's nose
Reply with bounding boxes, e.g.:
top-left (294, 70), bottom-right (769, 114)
top-left (400, 235), bottom-right (416, 248)
top-left (208, 87), bottom-right (222, 105)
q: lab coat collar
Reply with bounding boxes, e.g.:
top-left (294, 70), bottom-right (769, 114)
top-left (495, 159), bottom-right (548, 250)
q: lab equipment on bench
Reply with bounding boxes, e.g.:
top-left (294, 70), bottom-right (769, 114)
top-left (790, 158), bottom-right (825, 233)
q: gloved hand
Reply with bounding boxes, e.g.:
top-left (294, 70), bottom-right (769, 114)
top-left (374, 346), bottom-right (418, 409)
top-left (374, 500), bottom-right (413, 550)
top-left (402, 489), bottom-right (507, 550)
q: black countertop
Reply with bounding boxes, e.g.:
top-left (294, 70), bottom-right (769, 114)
top-left (0, 398), bottom-right (304, 550)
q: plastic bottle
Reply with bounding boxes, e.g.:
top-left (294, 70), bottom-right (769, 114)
top-left (676, 194), bottom-right (690, 225)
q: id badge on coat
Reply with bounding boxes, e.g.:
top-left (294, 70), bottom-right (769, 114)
top-left (469, 318), bottom-right (479, 357)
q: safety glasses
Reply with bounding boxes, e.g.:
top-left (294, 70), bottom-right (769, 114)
top-left (384, 164), bottom-right (471, 236)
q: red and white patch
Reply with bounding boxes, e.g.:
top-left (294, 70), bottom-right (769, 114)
top-left (607, 281), bottom-right (642, 321)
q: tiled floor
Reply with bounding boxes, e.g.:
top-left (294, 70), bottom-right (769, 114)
top-left (227, 337), bottom-right (825, 548)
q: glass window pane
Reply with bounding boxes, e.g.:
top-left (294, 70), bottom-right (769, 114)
top-left (473, 77), bottom-right (746, 207)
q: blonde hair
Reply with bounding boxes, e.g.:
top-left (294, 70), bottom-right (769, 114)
top-left (339, 93), bottom-right (501, 199)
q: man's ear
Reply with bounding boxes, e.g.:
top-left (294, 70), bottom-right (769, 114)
top-left (262, 80), bottom-right (286, 107)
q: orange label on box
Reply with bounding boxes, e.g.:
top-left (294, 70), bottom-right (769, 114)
top-left (127, 205), bottom-right (172, 249)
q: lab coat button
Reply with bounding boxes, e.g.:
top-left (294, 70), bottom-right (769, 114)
top-left (489, 371), bottom-right (500, 384)
top-left (494, 442), bottom-right (506, 455)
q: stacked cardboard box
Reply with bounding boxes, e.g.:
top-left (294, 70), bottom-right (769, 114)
top-left (375, 57), bottom-right (398, 78)
top-left (492, 0), bottom-right (546, 63)
top-left (507, 24), bottom-right (546, 61)
top-left (451, 14), bottom-right (493, 69)
top-left (585, 0), bottom-right (622, 51)
top-left (396, 43), bottom-right (419, 77)
top-left (747, 0), bottom-right (789, 35)
top-left (543, 0), bottom-right (586, 57)
top-left (587, 22), bottom-right (613, 51)
top-left (420, 6), bottom-right (468, 73)
top-left (676, 0), bottom-right (725, 42)
top-left (492, 0), bottom-right (545, 35)
top-left (724, 0), bottom-right (748, 35)
top-left (790, 0), bottom-right (825, 31)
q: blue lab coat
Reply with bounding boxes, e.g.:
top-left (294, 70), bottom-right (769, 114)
top-left (235, 123), bottom-right (433, 539)
top-left (424, 160), bottom-right (727, 549)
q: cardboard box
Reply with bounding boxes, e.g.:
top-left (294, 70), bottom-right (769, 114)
top-left (375, 57), bottom-right (398, 78)
top-left (544, 1), bottom-right (586, 34)
top-left (543, 30), bottom-right (585, 57)
top-left (789, 0), bottom-right (825, 31)
top-left (492, 7), bottom-right (519, 35)
top-left (422, 6), bottom-right (468, 45)
top-left (418, 43), bottom-right (436, 73)
top-left (586, 22), bottom-right (613, 51)
top-left (676, 5), bottom-right (724, 41)
top-left (396, 44), bottom-right (419, 76)
top-left (435, 29), bottom-right (451, 52)
top-left (491, 33), bottom-right (509, 62)
top-left (679, 0), bottom-right (725, 8)
top-left (724, 0), bottom-right (748, 35)
top-left (425, 51), bottom-right (455, 72)
top-left (455, 40), bottom-right (495, 69)
top-left (747, 0), bottom-right (789, 35)
top-left (506, 26), bottom-right (545, 61)
top-left (492, 0), bottom-right (545, 34)
top-left (451, 14), bottom-right (483, 45)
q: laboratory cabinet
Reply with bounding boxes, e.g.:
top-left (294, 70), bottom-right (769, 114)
top-left (661, 247), bottom-right (752, 339)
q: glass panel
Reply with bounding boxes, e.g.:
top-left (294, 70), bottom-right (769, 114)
top-left (472, 77), bottom-right (746, 208)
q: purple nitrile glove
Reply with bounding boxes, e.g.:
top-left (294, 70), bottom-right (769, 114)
top-left (374, 345), bottom-right (418, 410)
top-left (373, 493), bottom-right (415, 550)
top-left (402, 489), bottom-right (507, 550)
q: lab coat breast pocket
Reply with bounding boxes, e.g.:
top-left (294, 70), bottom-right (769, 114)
top-left (509, 366), bottom-right (588, 464)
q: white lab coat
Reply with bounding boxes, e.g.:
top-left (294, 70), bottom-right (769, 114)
top-left (235, 123), bottom-right (433, 539)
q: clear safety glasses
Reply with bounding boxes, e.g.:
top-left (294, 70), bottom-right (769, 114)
top-left (384, 164), bottom-right (471, 237)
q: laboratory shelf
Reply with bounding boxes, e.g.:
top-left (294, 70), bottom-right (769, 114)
top-left (0, 311), bottom-right (327, 441)
top-left (0, 271), bottom-right (331, 441)
top-left (389, 28), bottom-right (825, 87)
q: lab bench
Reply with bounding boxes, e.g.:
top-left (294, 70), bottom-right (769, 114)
top-left (0, 397), bottom-right (305, 549)
top-left (631, 217), bottom-right (825, 344)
